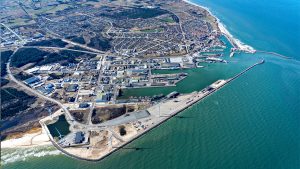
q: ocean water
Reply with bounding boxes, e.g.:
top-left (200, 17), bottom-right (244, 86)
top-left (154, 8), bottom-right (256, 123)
top-left (119, 57), bottom-right (258, 99)
top-left (2, 0), bottom-right (300, 168)
top-left (191, 0), bottom-right (300, 59)
top-left (119, 36), bottom-right (259, 99)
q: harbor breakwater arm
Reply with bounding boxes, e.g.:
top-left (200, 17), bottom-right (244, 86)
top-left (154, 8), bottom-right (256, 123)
top-left (228, 59), bottom-right (265, 82)
top-left (52, 59), bottom-right (265, 162)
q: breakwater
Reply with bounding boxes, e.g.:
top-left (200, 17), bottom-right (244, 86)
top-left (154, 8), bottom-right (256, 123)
top-left (256, 50), bottom-right (291, 59)
top-left (45, 59), bottom-right (265, 162)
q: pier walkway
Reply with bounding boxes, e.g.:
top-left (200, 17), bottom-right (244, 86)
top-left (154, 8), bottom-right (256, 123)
top-left (228, 59), bottom-right (265, 82)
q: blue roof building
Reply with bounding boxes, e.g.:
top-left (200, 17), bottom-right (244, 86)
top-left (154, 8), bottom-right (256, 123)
top-left (45, 83), bottom-right (54, 89)
top-left (24, 76), bottom-right (40, 85)
top-left (79, 103), bottom-right (90, 108)
top-left (74, 132), bottom-right (84, 144)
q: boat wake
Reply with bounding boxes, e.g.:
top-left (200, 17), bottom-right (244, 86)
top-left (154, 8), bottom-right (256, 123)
top-left (1, 146), bottom-right (61, 165)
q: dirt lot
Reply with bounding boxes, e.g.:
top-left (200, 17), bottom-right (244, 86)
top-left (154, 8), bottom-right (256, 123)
top-left (91, 105), bottom-right (136, 124)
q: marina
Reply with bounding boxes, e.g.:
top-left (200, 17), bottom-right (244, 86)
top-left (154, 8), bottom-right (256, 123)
top-left (39, 59), bottom-right (264, 161)
top-left (1, 0), bottom-right (299, 168)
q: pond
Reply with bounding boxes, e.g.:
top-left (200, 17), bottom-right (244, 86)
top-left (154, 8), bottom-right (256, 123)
top-left (47, 115), bottom-right (70, 138)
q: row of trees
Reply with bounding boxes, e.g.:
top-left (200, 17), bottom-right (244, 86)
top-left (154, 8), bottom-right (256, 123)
top-left (10, 48), bottom-right (97, 68)
top-left (1, 87), bottom-right (36, 119)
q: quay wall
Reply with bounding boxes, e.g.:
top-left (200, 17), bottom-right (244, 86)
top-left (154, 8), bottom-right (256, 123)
top-left (46, 60), bottom-right (265, 162)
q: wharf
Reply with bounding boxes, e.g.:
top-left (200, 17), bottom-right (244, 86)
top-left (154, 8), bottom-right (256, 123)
top-left (40, 60), bottom-right (265, 161)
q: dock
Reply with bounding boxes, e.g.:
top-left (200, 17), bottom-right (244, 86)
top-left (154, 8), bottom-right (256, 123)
top-left (40, 60), bottom-right (265, 161)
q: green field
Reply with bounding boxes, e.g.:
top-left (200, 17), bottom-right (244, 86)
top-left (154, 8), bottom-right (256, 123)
top-left (160, 17), bottom-right (175, 23)
top-left (139, 28), bottom-right (164, 33)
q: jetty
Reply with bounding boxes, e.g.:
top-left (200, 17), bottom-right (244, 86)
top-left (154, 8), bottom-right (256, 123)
top-left (39, 59), bottom-right (265, 162)
top-left (228, 59), bottom-right (264, 82)
top-left (256, 50), bottom-right (291, 59)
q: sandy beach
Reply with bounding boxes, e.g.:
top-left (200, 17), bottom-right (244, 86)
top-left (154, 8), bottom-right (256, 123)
top-left (0, 0), bottom-right (256, 151)
top-left (1, 109), bottom-right (65, 149)
top-left (1, 128), bottom-right (51, 149)
top-left (183, 0), bottom-right (256, 53)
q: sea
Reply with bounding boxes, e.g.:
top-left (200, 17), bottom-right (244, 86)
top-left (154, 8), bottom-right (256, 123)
top-left (2, 0), bottom-right (300, 168)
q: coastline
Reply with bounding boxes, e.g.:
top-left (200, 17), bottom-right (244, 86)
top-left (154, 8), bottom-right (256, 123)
top-left (2, 0), bottom-right (299, 168)
top-left (0, 0), bottom-right (257, 151)
top-left (183, 0), bottom-right (256, 53)
top-left (1, 128), bottom-right (51, 149)
top-left (37, 59), bottom-right (264, 162)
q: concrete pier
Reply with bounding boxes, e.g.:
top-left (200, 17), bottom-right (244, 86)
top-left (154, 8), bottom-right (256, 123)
top-left (41, 60), bottom-right (265, 161)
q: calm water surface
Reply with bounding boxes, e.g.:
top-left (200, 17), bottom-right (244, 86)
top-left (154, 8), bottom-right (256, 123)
top-left (2, 0), bottom-right (300, 168)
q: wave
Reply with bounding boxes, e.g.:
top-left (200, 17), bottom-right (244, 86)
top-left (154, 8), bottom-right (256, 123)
top-left (183, 0), bottom-right (256, 53)
top-left (1, 146), bottom-right (61, 165)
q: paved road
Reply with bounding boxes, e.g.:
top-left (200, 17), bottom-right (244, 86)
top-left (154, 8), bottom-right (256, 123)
top-left (1, 23), bottom-right (25, 42)
top-left (23, 46), bottom-right (102, 55)
top-left (61, 39), bottom-right (105, 54)
top-left (43, 27), bottom-right (106, 54)
top-left (6, 48), bottom-right (118, 129)
top-left (6, 49), bottom-right (81, 127)
top-left (87, 103), bottom-right (95, 125)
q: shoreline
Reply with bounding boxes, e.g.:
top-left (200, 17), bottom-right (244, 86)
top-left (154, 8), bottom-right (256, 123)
top-left (2, 59), bottom-right (265, 163)
top-left (39, 60), bottom-right (264, 162)
top-left (1, 128), bottom-right (51, 149)
top-left (1, 0), bottom-right (259, 153)
top-left (183, 0), bottom-right (256, 53)
top-left (0, 0), bottom-right (257, 151)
